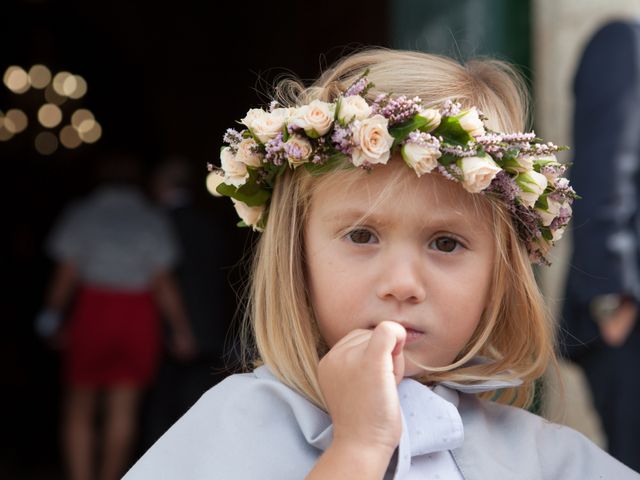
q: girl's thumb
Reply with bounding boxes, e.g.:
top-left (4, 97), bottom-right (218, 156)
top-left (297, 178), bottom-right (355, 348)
top-left (368, 321), bottom-right (406, 382)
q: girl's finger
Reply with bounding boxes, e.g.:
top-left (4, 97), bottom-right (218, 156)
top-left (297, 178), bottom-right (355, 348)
top-left (392, 346), bottom-right (405, 384)
top-left (366, 321), bottom-right (407, 366)
top-left (331, 328), bottom-right (372, 350)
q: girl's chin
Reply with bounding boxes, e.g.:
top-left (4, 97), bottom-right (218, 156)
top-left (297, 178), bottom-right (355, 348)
top-left (401, 354), bottom-right (457, 379)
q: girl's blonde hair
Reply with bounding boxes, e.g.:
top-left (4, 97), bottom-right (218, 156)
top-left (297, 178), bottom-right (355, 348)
top-left (243, 48), bottom-right (555, 409)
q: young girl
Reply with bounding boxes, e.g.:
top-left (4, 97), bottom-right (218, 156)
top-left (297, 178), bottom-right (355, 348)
top-left (124, 49), bottom-right (639, 479)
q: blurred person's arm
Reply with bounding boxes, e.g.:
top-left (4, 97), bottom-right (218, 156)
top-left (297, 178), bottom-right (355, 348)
top-left (35, 261), bottom-right (78, 339)
top-left (151, 270), bottom-right (197, 360)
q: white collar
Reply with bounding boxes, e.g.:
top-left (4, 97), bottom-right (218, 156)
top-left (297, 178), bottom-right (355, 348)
top-left (253, 365), bottom-right (521, 479)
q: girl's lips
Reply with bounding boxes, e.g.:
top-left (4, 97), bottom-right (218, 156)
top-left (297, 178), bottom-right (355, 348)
top-left (403, 327), bottom-right (424, 344)
top-left (367, 323), bottom-right (425, 344)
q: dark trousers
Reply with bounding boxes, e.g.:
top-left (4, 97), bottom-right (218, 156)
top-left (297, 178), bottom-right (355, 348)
top-left (579, 326), bottom-right (640, 472)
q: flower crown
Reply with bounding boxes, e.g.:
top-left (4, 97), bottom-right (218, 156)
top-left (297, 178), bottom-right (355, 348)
top-left (210, 74), bottom-right (576, 265)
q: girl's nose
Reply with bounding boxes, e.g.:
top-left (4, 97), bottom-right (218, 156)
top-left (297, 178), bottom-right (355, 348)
top-left (375, 248), bottom-right (426, 303)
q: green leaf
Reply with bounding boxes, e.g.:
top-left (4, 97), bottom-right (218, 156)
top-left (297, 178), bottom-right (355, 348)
top-left (535, 194), bottom-right (549, 210)
top-left (215, 168), bottom-right (272, 207)
top-left (501, 153), bottom-right (523, 172)
top-left (306, 128), bottom-right (321, 139)
top-left (334, 97), bottom-right (342, 123)
top-left (389, 116), bottom-right (429, 146)
top-left (438, 152), bottom-right (458, 167)
top-left (533, 157), bottom-right (558, 168)
top-left (431, 116), bottom-right (473, 145)
top-left (261, 162), bottom-right (288, 185)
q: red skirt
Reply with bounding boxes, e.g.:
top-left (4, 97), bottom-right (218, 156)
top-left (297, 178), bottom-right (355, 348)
top-left (63, 285), bottom-right (161, 387)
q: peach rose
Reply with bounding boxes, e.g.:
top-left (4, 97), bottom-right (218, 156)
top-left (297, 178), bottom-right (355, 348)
top-left (284, 135), bottom-right (313, 167)
top-left (351, 115), bottom-right (395, 167)
top-left (235, 138), bottom-right (263, 167)
top-left (232, 199), bottom-right (265, 231)
top-left (458, 107), bottom-right (485, 137)
top-left (460, 155), bottom-right (501, 193)
top-left (401, 142), bottom-right (441, 176)
top-left (337, 95), bottom-right (372, 124)
top-left (220, 147), bottom-right (249, 187)
top-left (241, 108), bottom-right (289, 143)
top-left (291, 100), bottom-right (334, 137)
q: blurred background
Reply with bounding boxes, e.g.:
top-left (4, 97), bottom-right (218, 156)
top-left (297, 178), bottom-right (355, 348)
top-left (3, 0), bottom-right (640, 478)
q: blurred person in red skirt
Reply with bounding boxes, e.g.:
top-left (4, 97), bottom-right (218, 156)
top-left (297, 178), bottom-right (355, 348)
top-left (35, 150), bottom-right (196, 480)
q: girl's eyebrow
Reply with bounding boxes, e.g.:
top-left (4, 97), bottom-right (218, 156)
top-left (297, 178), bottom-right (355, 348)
top-left (320, 207), bottom-right (484, 232)
top-left (319, 208), bottom-right (370, 223)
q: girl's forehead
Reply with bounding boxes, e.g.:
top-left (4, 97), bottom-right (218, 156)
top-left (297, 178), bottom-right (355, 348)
top-left (310, 158), bottom-right (488, 217)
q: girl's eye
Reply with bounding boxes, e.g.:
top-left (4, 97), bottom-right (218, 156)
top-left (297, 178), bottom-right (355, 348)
top-left (346, 228), bottom-right (377, 244)
top-left (430, 236), bottom-right (461, 253)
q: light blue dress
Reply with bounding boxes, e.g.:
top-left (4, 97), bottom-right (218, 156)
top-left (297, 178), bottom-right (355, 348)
top-left (123, 366), bottom-right (640, 479)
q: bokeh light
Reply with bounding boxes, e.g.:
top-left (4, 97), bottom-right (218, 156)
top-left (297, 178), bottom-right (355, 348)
top-left (35, 131), bottom-right (59, 155)
top-left (44, 83), bottom-right (67, 105)
top-left (3, 66), bottom-right (31, 94)
top-left (52, 71), bottom-right (72, 96)
top-left (0, 114), bottom-right (15, 141)
top-left (28, 65), bottom-right (52, 89)
top-left (61, 75), bottom-right (77, 96)
top-left (78, 119), bottom-right (102, 143)
top-left (38, 103), bottom-right (63, 128)
top-left (3, 66), bottom-right (97, 149)
top-left (71, 109), bottom-right (94, 128)
top-left (60, 125), bottom-right (82, 149)
top-left (5, 109), bottom-right (28, 133)
top-left (67, 75), bottom-right (88, 99)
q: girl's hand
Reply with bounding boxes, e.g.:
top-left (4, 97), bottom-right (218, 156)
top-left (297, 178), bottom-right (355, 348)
top-left (599, 300), bottom-right (638, 347)
top-left (170, 328), bottom-right (198, 361)
top-left (318, 321), bottom-right (407, 457)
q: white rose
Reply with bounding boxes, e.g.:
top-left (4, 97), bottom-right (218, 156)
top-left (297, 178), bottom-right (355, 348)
top-left (291, 100), bottom-right (334, 137)
top-left (417, 108), bottom-right (441, 132)
top-left (458, 107), bottom-right (485, 137)
top-left (284, 135), bottom-right (313, 167)
top-left (235, 138), bottom-right (263, 167)
top-left (351, 115), bottom-right (395, 167)
top-left (515, 156), bottom-right (534, 172)
top-left (536, 198), bottom-right (563, 226)
top-left (537, 197), bottom-right (572, 228)
top-left (516, 171), bottom-right (548, 208)
top-left (401, 142), bottom-right (441, 177)
top-left (220, 147), bottom-right (249, 187)
top-left (241, 108), bottom-right (288, 143)
top-left (206, 171), bottom-right (226, 197)
top-left (459, 155), bottom-right (501, 193)
top-left (552, 225), bottom-right (566, 242)
top-left (232, 199), bottom-right (265, 231)
top-left (337, 95), bottom-right (372, 124)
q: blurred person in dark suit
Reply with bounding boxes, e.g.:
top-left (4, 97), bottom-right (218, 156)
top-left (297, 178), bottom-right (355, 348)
top-left (562, 20), bottom-right (640, 471)
top-left (142, 156), bottom-right (234, 448)
top-left (36, 151), bottom-right (196, 480)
